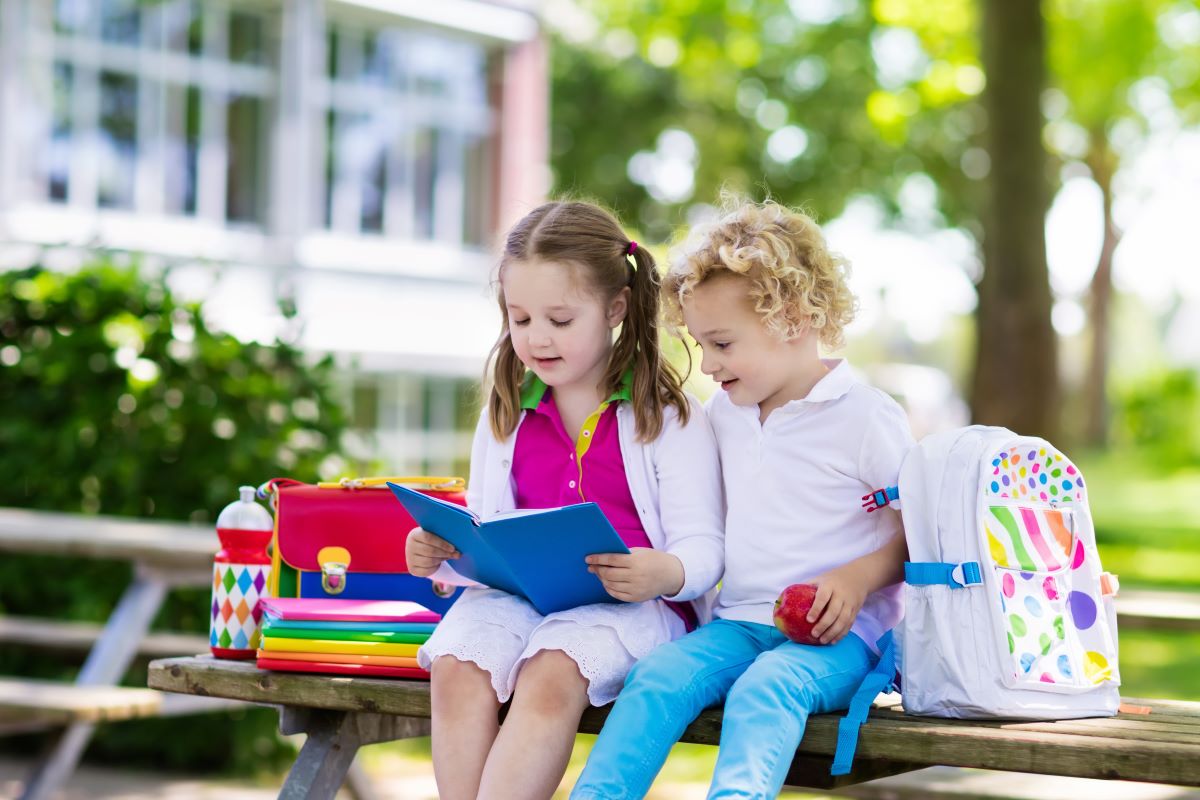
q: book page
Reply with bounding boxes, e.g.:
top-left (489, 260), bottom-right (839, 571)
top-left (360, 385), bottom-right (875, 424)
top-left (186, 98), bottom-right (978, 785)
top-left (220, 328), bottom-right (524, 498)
top-left (487, 507), bottom-right (563, 521)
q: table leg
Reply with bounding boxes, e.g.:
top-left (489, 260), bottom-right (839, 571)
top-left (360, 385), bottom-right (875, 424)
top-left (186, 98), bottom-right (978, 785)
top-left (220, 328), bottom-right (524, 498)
top-left (19, 568), bottom-right (168, 800)
top-left (278, 708), bottom-right (430, 800)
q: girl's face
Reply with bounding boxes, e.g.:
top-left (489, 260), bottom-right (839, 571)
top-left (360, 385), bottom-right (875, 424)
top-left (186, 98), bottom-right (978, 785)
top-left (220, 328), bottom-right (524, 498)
top-left (503, 258), bottom-right (628, 395)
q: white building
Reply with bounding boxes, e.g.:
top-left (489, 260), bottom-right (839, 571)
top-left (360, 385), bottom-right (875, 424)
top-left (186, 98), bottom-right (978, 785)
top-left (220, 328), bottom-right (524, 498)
top-left (0, 0), bottom-right (548, 477)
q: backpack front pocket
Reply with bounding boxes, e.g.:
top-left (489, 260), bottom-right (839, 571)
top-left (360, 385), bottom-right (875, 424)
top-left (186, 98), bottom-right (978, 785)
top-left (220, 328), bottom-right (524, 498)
top-left (985, 503), bottom-right (1118, 691)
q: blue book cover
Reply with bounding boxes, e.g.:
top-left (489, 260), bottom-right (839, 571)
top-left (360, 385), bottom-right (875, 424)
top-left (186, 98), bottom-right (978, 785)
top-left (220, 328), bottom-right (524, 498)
top-left (387, 482), bottom-right (631, 615)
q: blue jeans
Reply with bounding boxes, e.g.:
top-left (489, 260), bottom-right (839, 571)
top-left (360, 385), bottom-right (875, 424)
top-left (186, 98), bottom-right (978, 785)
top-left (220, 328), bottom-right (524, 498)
top-left (570, 618), bottom-right (875, 800)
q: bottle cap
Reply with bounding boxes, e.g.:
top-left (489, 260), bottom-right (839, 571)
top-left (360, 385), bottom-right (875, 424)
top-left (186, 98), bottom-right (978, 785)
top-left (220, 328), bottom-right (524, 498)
top-left (216, 485), bottom-right (274, 531)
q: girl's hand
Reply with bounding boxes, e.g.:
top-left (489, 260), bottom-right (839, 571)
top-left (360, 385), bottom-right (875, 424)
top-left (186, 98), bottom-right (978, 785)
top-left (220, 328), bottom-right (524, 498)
top-left (405, 527), bottom-right (460, 578)
top-left (586, 548), bottom-right (684, 603)
top-left (807, 563), bottom-right (870, 644)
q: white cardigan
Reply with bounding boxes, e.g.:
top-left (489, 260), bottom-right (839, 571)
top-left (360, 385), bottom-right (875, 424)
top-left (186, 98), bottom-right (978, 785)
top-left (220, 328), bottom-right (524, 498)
top-left (430, 395), bottom-right (726, 613)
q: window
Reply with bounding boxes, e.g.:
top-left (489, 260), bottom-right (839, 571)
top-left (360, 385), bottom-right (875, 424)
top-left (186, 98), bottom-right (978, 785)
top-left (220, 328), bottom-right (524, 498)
top-left (346, 372), bottom-right (478, 477)
top-left (322, 21), bottom-right (493, 246)
top-left (33, 0), bottom-right (275, 226)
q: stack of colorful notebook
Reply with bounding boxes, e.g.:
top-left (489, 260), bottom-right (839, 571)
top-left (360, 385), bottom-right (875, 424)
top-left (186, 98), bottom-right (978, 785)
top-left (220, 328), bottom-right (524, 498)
top-left (256, 598), bottom-right (439, 679)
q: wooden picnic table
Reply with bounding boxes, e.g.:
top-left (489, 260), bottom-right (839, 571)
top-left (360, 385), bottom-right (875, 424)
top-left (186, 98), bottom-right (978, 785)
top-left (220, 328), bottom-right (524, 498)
top-left (0, 508), bottom-right (241, 800)
top-left (149, 654), bottom-right (1200, 799)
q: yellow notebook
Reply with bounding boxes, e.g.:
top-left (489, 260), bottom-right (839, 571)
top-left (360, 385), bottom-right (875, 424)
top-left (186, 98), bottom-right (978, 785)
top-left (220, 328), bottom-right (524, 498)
top-left (257, 649), bottom-right (420, 668)
top-left (260, 637), bottom-right (420, 658)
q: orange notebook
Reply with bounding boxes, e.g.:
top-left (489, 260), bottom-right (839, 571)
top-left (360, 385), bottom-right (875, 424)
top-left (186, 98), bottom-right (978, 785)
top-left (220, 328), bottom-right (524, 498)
top-left (256, 649), bottom-right (420, 669)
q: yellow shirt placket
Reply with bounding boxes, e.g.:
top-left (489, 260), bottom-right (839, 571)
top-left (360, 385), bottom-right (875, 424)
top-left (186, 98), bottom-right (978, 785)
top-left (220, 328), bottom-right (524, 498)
top-left (573, 401), bottom-right (609, 502)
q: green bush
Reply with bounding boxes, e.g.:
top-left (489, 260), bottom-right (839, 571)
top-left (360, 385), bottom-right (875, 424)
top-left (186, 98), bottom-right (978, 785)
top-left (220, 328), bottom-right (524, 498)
top-left (0, 258), bottom-right (348, 773)
top-left (1113, 369), bottom-right (1200, 470)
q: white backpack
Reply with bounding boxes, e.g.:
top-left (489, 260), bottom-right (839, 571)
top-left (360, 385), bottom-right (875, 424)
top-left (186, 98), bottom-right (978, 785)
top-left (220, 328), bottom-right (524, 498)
top-left (832, 426), bottom-right (1120, 774)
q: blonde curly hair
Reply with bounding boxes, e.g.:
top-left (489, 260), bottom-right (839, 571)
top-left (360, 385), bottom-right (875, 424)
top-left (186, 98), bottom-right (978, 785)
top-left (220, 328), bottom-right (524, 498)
top-left (663, 199), bottom-right (857, 350)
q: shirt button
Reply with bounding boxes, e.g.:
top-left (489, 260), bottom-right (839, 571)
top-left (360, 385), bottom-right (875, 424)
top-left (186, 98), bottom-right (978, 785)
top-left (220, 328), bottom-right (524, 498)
top-left (569, 480), bottom-right (577, 489)
top-left (501, 459), bottom-right (510, 468)
top-left (582, 430), bottom-right (590, 437)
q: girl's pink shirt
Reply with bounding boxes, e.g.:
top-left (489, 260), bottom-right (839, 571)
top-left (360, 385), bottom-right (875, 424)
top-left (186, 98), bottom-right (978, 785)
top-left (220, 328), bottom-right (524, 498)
top-left (512, 388), bottom-right (696, 630)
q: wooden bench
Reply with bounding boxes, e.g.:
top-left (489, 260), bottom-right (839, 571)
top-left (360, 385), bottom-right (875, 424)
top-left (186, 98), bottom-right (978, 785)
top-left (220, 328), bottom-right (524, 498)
top-left (0, 615), bottom-right (209, 660)
top-left (0, 678), bottom-right (164, 725)
top-left (149, 655), bottom-right (1200, 799)
top-left (0, 507), bottom-right (245, 799)
top-left (1112, 588), bottom-right (1200, 632)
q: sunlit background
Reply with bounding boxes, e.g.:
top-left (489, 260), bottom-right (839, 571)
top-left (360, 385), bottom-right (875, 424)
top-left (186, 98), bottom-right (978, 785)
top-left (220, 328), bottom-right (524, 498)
top-left (2, 0), bottom-right (1199, 797)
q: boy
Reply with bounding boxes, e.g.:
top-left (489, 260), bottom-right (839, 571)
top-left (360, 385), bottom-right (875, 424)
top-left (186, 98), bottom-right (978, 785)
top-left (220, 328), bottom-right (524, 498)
top-left (573, 200), bottom-right (915, 799)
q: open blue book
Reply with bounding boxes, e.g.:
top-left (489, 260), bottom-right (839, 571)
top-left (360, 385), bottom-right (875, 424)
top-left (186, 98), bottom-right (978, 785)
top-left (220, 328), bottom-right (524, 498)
top-left (387, 483), bottom-right (631, 615)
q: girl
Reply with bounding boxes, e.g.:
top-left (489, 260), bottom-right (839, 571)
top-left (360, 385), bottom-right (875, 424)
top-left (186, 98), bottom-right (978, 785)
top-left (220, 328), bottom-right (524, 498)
top-left (405, 201), bottom-right (725, 800)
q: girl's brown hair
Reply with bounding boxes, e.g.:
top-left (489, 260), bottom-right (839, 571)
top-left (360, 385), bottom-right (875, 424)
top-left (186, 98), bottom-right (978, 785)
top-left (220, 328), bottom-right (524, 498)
top-left (486, 201), bottom-right (689, 442)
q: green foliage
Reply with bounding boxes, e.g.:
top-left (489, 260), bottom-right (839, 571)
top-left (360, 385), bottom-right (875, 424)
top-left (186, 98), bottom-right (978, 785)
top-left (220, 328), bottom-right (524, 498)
top-left (0, 257), bottom-right (348, 772)
top-left (551, 0), bottom-right (986, 240)
top-left (552, 0), bottom-right (1197, 245)
top-left (1048, 0), bottom-right (1200, 142)
top-left (0, 260), bottom-right (345, 520)
top-left (1112, 368), bottom-right (1200, 469)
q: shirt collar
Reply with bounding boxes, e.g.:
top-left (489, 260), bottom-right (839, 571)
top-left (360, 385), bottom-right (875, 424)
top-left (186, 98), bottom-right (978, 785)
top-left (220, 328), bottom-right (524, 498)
top-left (520, 368), bottom-right (634, 411)
top-left (797, 358), bottom-right (856, 405)
top-left (733, 358), bottom-right (855, 416)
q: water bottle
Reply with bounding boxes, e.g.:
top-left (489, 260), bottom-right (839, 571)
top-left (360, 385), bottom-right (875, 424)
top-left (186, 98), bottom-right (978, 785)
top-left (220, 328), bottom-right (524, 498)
top-left (210, 485), bottom-right (273, 659)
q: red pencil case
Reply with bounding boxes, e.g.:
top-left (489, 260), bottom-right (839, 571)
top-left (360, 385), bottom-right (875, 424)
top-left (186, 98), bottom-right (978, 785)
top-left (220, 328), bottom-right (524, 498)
top-left (256, 656), bottom-right (430, 680)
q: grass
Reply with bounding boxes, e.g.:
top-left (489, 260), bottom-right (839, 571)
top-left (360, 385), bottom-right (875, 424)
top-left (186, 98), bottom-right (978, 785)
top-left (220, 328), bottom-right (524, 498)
top-left (359, 735), bottom-right (835, 799)
top-left (1077, 450), bottom-right (1200, 589)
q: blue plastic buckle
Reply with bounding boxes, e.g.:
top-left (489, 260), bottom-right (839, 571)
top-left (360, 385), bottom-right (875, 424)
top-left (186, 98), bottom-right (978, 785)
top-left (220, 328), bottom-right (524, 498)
top-left (951, 561), bottom-right (983, 587)
top-left (904, 561), bottom-right (984, 588)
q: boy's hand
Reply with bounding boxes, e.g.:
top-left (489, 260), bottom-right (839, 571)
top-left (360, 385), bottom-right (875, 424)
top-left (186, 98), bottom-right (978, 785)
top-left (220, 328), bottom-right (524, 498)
top-left (404, 527), bottom-right (460, 578)
top-left (807, 562), bottom-right (870, 644)
top-left (586, 548), bottom-right (684, 603)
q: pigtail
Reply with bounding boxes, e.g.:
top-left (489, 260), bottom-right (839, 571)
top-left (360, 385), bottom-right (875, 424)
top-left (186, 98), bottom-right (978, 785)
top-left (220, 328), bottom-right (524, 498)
top-left (486, 324), bottom-right (526, 440)
top-left (608, 243), bottom-right (691, 441)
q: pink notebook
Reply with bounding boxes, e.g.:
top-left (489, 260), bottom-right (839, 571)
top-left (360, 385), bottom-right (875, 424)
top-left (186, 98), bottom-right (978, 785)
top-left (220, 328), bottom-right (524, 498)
top-left (259, 598), bottom-right (441, 624)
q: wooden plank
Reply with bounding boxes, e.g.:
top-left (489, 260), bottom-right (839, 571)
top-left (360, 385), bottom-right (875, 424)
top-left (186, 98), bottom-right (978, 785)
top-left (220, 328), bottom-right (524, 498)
top-left (839, 765), bottom-right (1200, 800)
top-left (0, 507), bottom-right (213, 567)
top-left (0, 678), bottom-right (162, 723)
top-left (0, 616), bottom-right (208, 658)
top-left (842, 719), bottom-right (1200, 785)
top-left (149, 656), bottom-right (1200, 786)
top-left (895, 717), bottom-right (1200, 744)
top-left (1117, 590), bottom-right (1200, 632)
top-left (870, 706), bottom-right (1200, 740)
top-left (1124, 696), bottom-right (1200, 713)
top-left (151, 657), bottom-right (434, 717)
top-left (0, 695), bottom-right (244, 737)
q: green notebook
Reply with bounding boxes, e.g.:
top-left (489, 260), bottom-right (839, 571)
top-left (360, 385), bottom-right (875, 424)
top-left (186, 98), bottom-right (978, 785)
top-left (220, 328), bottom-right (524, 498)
top-left (262, 617), bottom-right (437, 634)
top-left (262, 627), bottom-right (428, 645)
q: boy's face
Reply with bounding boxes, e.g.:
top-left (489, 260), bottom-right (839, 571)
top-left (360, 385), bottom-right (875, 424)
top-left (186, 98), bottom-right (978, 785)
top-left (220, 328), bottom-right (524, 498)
top-left (681, 273), bottom-right (810, 416)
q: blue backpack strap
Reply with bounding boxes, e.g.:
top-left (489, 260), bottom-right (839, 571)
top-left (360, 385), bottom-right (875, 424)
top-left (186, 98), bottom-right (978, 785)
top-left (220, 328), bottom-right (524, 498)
top-left (830, 630), bottom-right (898, 776)
top-left (905, 561), bottom-right (983, 588)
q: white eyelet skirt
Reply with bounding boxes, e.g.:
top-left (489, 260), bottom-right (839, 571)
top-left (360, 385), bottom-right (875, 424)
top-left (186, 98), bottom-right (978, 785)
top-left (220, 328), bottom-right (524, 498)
top-left (418, 587), bottom-right (687, 706)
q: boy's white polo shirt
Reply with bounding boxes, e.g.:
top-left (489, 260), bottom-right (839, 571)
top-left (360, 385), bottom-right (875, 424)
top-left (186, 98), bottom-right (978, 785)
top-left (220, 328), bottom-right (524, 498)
top-left (709, 359), bottom-right (915, 652)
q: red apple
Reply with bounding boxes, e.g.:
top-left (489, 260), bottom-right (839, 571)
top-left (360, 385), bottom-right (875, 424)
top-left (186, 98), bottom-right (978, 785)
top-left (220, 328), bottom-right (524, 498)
top-left (773, 583), bottom-right (824, 645)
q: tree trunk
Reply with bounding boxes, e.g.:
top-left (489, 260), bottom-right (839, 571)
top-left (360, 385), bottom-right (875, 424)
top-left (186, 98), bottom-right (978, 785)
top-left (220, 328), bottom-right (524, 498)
top-left (1083, 138), bottom-right (1121, 446)
top-left (971, 0), bottom-right (1060, 439)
